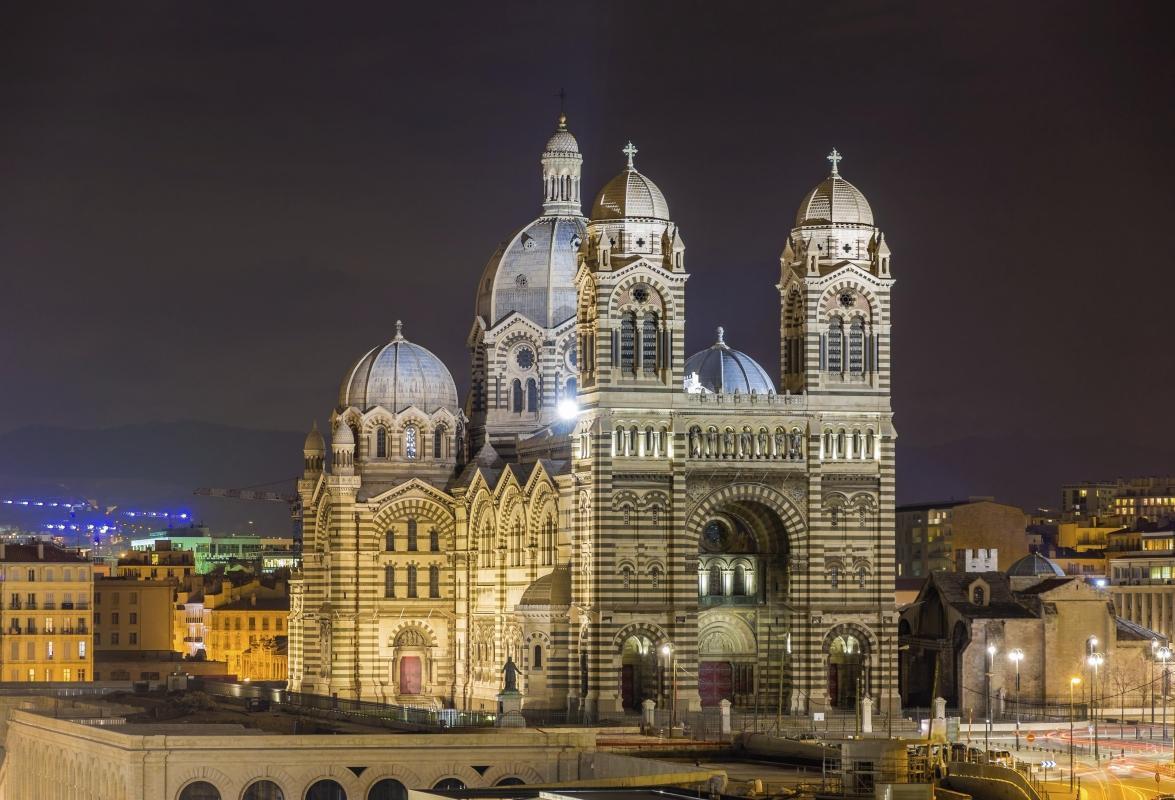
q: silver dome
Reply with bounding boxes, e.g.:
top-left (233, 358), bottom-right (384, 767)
top-left (476, 216), bottom-right (586, 328)
top-left (684, 327), bottom-right (776, 395)
top-left (591, 142), bottom-right (670, 221)
top-left (1006, 553), bottom-right (1066, 578)
top-left (339, 322), bottom-right (459, 414)
top-left (795, 150), bottom-right (874, 228)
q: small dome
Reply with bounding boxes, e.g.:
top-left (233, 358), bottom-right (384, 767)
top-left (795, 149), bottom-right (874, 228)
top-left (303, 421), bottom-right (325, 453)
top-left (591, 142), bottom-right (670, 221)
top-left (331, 417), bottom-right (354, 447)
top-left (544, 114), bottom-right (579, 154)
top-left (518, 565), bottom-right (571, 607)
top-left (1007, 553), bottom-right (1066, 578)
top-left (683, 327), bottom-right (776, 396)
top-left (339, 322), bottom-right (459, 415)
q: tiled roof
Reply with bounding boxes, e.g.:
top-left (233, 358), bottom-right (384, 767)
top-left (0, 543), bottom-right (88, 563)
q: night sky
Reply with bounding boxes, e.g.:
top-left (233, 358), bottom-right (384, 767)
top-left (2, 2), bottom-right (1173, 512)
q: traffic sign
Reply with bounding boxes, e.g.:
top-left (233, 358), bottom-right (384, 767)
top-left (1026, 733), bottom-right (1036, 743)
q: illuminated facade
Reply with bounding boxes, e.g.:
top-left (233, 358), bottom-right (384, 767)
top-left (290, 120), bottom-right (900, 717)
top-left (0, 542), bottom-right (93, 682)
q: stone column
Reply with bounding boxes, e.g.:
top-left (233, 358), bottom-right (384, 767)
top-left (642, 698), bottom-right (657, 731)
top-left (861, 695), bottom-right (874, 734)
top-left (720, 698), bottom-right (732, 736)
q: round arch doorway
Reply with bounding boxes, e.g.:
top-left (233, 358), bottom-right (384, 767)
top-left (619, 634), bottom-right (659, 711)
top-left (827, 632), bottom-right (868, 709)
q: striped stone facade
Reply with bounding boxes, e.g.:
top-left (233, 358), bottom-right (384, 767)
top-left (287, 131), bottom-right (898, 718)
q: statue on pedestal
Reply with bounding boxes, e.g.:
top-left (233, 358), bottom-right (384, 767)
top-left (502, 656), bottom-right (521, 693)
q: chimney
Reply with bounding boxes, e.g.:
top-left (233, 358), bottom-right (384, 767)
top-left (250, 594), bottom-right (257, 607)
top-left (37, 543), bottom-right (44, 560)
top-left (0, 543), bottom-right (5, 559)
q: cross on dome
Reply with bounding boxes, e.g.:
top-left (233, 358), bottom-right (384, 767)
top-left (394, 320), bottom-right (404, 341)
top-left (827, 148), bottom-right (843, 176)
top-left (716, 326), bottom-right (726, 346)
top-left (623, 141), bottom-right (638, 168)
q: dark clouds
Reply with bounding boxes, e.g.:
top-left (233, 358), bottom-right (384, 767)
top-left (1, 1), bottom-right (1172, 483)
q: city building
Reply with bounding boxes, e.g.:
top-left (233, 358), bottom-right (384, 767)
top-left (0, 542), bottom-right (93, 682)
top-left (1107, 524), bottom-right (1175, 641)
top-left (115, 541), bottom-right (196, 580)
top-left (93, 577), bottom-right (177, 651)
top-left (240, 635), bottom-right (288, 682)
top-left (900, 553), bottom-right (1150, 709)
top-left (183, 577), bottom-right (289, 677)
top-left (895, 499), bottom-right (1029, 579)
top-left (289, 122), bottom-right (900, 717)
top-left (130, 528), bottom-right (297, 574)
top-left (1061, 481), bottom-right (1116, 521)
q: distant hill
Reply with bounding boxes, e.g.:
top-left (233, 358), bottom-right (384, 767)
top-left (0, 421), bottom-right (1167, 533)
top-left (0, 421), bottom-right (302, 534)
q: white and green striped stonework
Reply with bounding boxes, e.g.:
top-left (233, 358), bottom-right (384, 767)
top-left (288, 127), bottom-right (898, 719)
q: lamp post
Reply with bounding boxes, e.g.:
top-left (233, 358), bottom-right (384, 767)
top-left (660, 643), bottom-right (677, 729)
top-left (1069, 677), bottom-right (1081, 790)
top-left (1153, 640), bottom-right (1161, 728)
top-left (986, 642), bottom-right (997, 753)
top-left (1009, 648), bottom-right (1024, 751)
top-left (1088, 652), bottom-right (1104, 763)
top-left (1159, 646), bottom-right (1171, 745)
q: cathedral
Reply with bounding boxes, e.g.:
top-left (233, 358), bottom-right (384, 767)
top-left (287, 114), bottom-right (898, 719)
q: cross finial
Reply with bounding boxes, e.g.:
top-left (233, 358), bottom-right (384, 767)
top-left (827, 147), bottom-right (842, 176)
top-left (394, 319), bottom-right (404, 340)
top-left (623, 141), bottom-right (638, 168)
top-left (556, 88), bottom-right (567, 127)
top-left (716, 326), bottom-right (726, 346)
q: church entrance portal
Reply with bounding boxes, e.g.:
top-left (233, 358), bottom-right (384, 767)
top-left (827, 634), bottom-right (865, 709)
top-left (619, 635), bottom-right (658, 711)
top-left (400, 656), bottom-right (422, 695)
top-left (699, 661), bottom-right (733, 706)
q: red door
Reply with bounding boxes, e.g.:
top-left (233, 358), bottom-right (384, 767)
top-left (699, 661), bottom-right (733, 707)
top-left (621, 664), bottom-right (636, 709)
top-left (400, 656), bottom-right (422, 695)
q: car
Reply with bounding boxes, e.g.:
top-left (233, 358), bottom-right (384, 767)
top-left (986, 750), bottom-right (1013, 767)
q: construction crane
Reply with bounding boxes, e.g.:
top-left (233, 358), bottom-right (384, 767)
top-left (193, 480), bottom-right (302, 521)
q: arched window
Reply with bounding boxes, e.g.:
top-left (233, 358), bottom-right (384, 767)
top-left (642, 312), bottom-right (658, 372)
top-left (526, 378), bottom-right (538, 412)
top-left (434, 427), bottom-right (444, 458)
top-left (566, 377), bottom-right (577, 398)
top-left (733, 564), bottom-right (747, 596)
top-left (384, 565), bottom-right (395, 598)
top-left (649, 566), bottom-right (662, 589)
top-left (830, 565), bottom-right (840, 589)
top-left (533, 643), bottom-right (543, 670)
top-left (614, 426), bottom-right (624, 455)
top-left (858, 566), bottom-right (868, 589)
top-left (404, 426), bottom-right (418, 460)
top-left (242, 780), bottom-right (285, 800)
top-left (429, 565), bottom-right (440, 598)
top-left (511, 520), bottom-right (523, 566)
top-left (511, 379), bottom-right (523, 413)
top-left (367, 779), bottom-right (407, 800)
top-left (645, 426), bottom-right (654, 456)
top-left (306, 780), bottom-right (346, 800)
top-left (179, 782), bottom-right (222, 800)
top-left (828, 317), bottom-right (843, 374)
top-left (849, 317), bottom-right (865, 374)
top-left (836, 429), bottom-right (846, 457)
top-left (621, 565), bottom-right (633, 588)
top-left (481, 523), bottom-right (493, 568)
top-left (429, 528), bottom-right (440, 552)
top-left (433, 779), bottom-right (466, 791)
top-left (973, 585), bottom-right (985, 606)
top-left (406, 519), bottom-right (418, 551)
top-left (620, 313), bottom-right (636, 372)
top-left (384, 529), bottom-right (395, 551)
top-left (407, 565), bottom-right (418, 598)
top-left (865, 429), bottom-right (876, 459)
top-left (375, 427), bottom-right (387, 458)
top-left (709, 564), bottom-right (723, 596)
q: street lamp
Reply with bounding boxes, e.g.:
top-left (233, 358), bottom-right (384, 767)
top-left (1009, 648), bottom-right (1024, 750)
top-left (1088, 652), bottom-right (1104, 762)
top-left (1159, 646), bottom-right (1171, 746)
top-left (1069, 677), bottom-right (1081, 789)
top-left (986, 642), bottom-right (997, 753)
top-left (660, 643), bottom-right (677, 729)
top-left (1154, 640), bottom-right (1162, 728)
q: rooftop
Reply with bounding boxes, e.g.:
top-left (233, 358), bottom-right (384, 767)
top-left (0, 541), bottom-right (88, 563)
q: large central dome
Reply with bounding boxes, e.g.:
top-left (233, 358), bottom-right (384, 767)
top-left (591, 142), bottom-right (670, 221)
top-left (339, 322), bottom-right (459, 414)
top-left (476, 216), bottom-right (586, 328)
